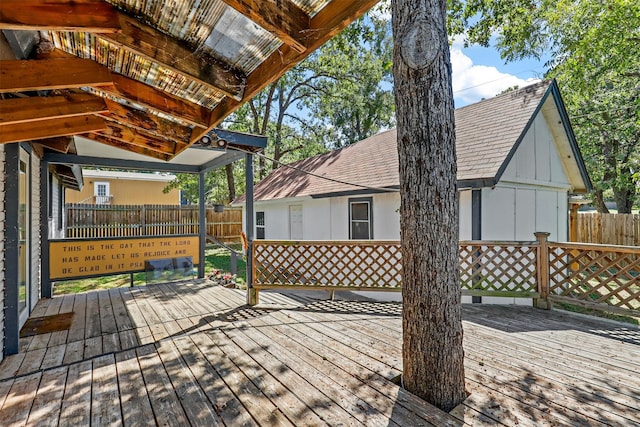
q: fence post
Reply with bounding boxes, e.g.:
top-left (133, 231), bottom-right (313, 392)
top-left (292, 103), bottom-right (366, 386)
top-left (534, 231), bottom-right (552, 310)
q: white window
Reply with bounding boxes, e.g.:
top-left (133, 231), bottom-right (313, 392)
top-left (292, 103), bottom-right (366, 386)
top-left (256, 211), bottom-right (265, 239)
top-left (94, 181), bottom-right (110, 204)
top-left (349, 198), bottom-right (373, 239)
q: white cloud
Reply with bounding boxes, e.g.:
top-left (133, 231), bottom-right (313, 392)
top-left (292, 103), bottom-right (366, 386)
top-left (450, 40), bottom-right (539, 106)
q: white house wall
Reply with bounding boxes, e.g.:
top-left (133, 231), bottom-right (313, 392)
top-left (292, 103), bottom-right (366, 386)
top-left (49, 175), bottom-right (65, 240)
top-left (252, 190), bottom-right (473, 241)
top-left (459, 190), bottom-right (472, 240)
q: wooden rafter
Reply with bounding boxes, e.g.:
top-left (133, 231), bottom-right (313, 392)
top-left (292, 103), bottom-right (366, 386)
top-left (34, 136), bottom-right (74, 153)
top-left (192, 0), bottom-right (380, 143)
top-left (101, 12), bottom-right (245, 101)
top-left (83, 133), bottom-right (172, 161)
top-left (39, 48), bottom-right (212, 128)
top-left (220, 0), bottom-right (309, 53)
top-left (98, 122), bottom-right (180, 155)
top-left (0, 93), bottom-right (108, 125)
top-left (0, 58), bottom-right (112, 92)
top-left (0, 0), bottom-right (120, 33)
top-left (0, 115), bottom-right (106, 144)
top-left (102, 100), bottom-right (192, 144)
top-left (105, 74), bottom-right (211, 129)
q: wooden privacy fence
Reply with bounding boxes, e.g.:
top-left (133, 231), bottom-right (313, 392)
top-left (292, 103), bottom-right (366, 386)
top-left (576, 212), bottom-right (640, 246)
top-left (65, 204), bottom-right (242, 242)
top-left (252, 235), bottom-right (640, 315)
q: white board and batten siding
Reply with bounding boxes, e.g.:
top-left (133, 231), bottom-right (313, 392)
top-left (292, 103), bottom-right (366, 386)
top-left (478, 111), bottom-right (571, 304)
top-left (484, 110), bottom-right (571, 243)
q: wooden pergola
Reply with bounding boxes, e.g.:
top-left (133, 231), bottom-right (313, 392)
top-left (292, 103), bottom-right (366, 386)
top-left (0, 0), bottom-right (379, 355)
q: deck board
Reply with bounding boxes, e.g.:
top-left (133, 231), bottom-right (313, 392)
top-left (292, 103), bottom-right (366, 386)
top-left (2, 281), bottom-right (639, 426)
top-left (90, 354), bottom-right (122, 427)
top-left (178, 332), bottom-right (259, 427)
top-left (135, 344), bottom-right (190, 426)
top-left (58, 360), bottom-right (92, 426)
top-left (114, 349), bottom-right (155, 427)
top-left (25, 366), bottom-right (67, 427)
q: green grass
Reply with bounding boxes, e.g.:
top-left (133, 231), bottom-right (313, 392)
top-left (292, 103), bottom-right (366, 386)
top-left (54, 244), bottom-right (245, 295)
top-left (204, 244), bottom-right (246, 282)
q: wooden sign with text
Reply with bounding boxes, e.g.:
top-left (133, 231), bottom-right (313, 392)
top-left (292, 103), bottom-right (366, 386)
top-left (50, 236), bottom-right (199, 280)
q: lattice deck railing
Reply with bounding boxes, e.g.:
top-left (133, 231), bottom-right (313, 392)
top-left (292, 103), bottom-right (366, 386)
top-left (548, 242), bottom-right (640, 315)
top-left (253, 240), bottom-right (403, 291)
top-left (253, 240), bottom-right (540, 297)
top-left (252, 238), bottom-right (640, 315)
top-left (459, 241), bottom-right (539, 297)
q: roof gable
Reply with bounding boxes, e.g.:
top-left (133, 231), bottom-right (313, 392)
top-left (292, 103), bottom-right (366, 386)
top-left (242, 80), bottom-right (590, 203)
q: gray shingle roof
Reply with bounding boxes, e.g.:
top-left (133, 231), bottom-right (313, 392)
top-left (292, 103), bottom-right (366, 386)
top-left (246, 80), bottom-right (553, 202)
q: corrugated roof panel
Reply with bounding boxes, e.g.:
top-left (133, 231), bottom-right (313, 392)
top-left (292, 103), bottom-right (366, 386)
top-left (110, 0), bottom-right (226, 48)
top-left (292, 0), bottom-right (331, 16)
top-left (204, 8), bottom-right (282, 73)
top-left (51, 31), bottom-right (225, 109)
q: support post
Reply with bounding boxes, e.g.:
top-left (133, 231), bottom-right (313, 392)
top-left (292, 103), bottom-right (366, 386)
top-left (198, 172), bottom-right (206, 279)
top-left (471, 189), bottom-right (482, 304)
top-left (230, 251), bottom-right (237, 275)
top-left (4, 143), bottom-right (20, 356)
top-left (534, 231), bottom-right (552, 310)
top-left (569, 203), bottom-right (580, 242)
top-left (245, 152), bottom-right (257, 305)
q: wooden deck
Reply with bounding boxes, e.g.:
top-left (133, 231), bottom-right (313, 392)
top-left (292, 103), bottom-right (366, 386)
top-left (1, 281), bottom-right (639, 426)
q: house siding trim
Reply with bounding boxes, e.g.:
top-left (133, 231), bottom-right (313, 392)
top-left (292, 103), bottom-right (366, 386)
top-left (40, 160), bottom-right (52, 298)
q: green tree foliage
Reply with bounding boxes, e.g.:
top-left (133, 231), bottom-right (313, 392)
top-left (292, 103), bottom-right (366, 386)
top-left (303, 16), bottom-right (395, 148)
top-left (449, 0), bottom-right (640, 212)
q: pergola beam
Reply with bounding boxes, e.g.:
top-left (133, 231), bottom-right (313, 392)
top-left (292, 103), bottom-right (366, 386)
top-left (193, 0), bottom-right (380, 142)
top-left (34, 136), bottom-right (74, 153)
top-left (0, 115), bottom-right (106, 144)
top-left (0, 93), bottom-right (108, 125)
top-left (98, 122), bottom-right (183, 155)
top-left (0, 0), bottom-right (120, 33)
top-left (220, 0), bottom-right (309, 53)
top-left (82, 133), bottom-right (172, 161)
top-left (0, 58), bottom-right (112, 92)
top-left (102, 99), bottom-right (192, 144)
top-left (107, 74), bottom-right (211, 128)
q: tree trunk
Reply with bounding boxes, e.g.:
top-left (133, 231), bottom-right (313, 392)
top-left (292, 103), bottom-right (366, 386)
top-left (225, 163), bottom-right (236, 203)
top-left (592, 189), bottom-right (610, 213)
top-left (392, 0), bottom-right (466, 412)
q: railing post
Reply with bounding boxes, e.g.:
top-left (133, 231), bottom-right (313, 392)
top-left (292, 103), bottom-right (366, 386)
top-left (534, 231), bottom-right (552, 310)
top-left (245, 152), bottom-right (257, 305)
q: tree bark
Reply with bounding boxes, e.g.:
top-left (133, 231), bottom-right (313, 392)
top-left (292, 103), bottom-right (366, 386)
top-left (225, 163), bottom-right (236, 203)
top-left (593, 189), bottom-right (610, 213)
top-left (392, 0), bottom-right (466, 412)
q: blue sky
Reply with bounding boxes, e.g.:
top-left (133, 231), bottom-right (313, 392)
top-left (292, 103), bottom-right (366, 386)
top-left (450, 37), bottom-right (550, 107)
top-left (369, 4), bottom-right (551, 108)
